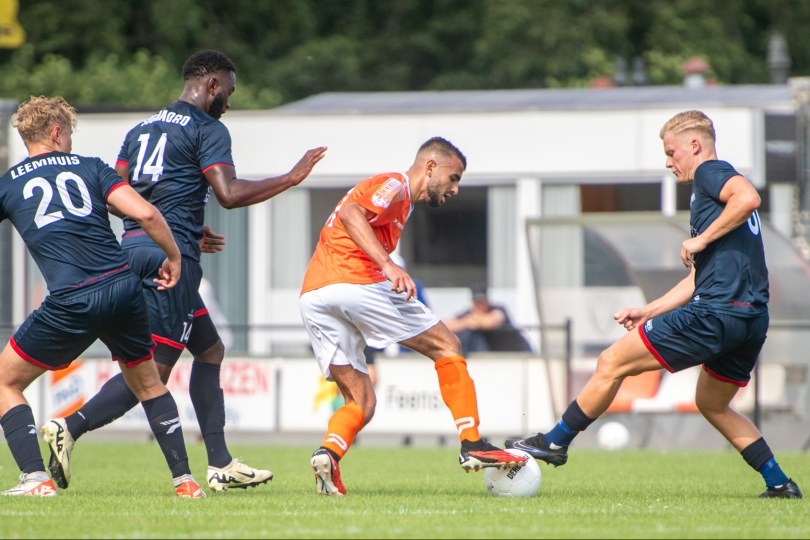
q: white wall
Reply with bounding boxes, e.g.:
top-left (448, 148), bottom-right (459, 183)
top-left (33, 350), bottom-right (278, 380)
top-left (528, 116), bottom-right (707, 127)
top-left (20, 106), bottom-right (759, 186)
top-left (222, 107), bottom-right (760, 184)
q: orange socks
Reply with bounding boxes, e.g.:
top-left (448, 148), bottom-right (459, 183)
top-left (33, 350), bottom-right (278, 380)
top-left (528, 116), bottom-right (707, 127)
top-left (321, 357), bottom-right (481, 457)
top-left (321, 402), bottom-right (366, 460)
top-left (434, 355), bottom-right (481, 442)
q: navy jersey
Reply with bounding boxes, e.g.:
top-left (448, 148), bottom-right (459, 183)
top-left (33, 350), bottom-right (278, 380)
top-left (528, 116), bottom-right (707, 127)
top-left (117, 100), bottom-right (233, 260)
top-left (689, 160), bottom-right (768, 316)
top-left (0, 152), bottom-right (129, 294)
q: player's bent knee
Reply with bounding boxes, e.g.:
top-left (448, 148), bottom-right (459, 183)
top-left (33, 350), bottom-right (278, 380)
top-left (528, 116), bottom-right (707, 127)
top-left (694, 393), bottom-right (728, 417)
top-left (594, 350), bottom-right (622, 377)
top-left (358, 393), bottom-right (377, 424)
top-left (133, 384), bottom-right (169, 402)
top-left (194, 339), bottom-right (225, 365)
top-left (364, 406), bottom-right (376, 424)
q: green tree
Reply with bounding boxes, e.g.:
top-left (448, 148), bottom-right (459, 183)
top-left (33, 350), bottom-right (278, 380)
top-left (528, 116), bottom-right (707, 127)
top-left (2, 0), bottom-right (810, 109)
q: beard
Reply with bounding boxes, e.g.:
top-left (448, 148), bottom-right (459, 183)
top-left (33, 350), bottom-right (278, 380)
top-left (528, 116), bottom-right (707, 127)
top-left (209, 93), bottom-right (227, 119)
top-left (426, 182), bottom-right (444, 207)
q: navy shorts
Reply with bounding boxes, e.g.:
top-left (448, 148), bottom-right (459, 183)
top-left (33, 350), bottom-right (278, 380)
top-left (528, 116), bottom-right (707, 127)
top-left (125, 244), bottom-right (221, 366)
top-left (125, 244), bottom-right (204, 366)
top-left (639, 304), bottom-right (768, 387)
top-left (12, 272), bottom-right (153, 370)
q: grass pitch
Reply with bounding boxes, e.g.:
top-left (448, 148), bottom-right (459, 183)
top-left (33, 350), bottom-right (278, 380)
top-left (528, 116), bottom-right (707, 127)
top-left (0, 440), bottom-right (807, 539)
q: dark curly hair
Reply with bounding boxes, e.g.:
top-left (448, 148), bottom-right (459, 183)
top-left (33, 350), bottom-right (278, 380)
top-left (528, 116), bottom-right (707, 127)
top-left (182, 49), bottom-right (237, 80)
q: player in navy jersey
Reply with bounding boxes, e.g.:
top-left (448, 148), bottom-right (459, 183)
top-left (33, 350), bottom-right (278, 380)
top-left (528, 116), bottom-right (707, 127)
top-left (0, 96), bottom-right (205, 497)
top-left (506, 110), bottom-right (801, 498)
top-left (48, 49), bottom-right (327, 492)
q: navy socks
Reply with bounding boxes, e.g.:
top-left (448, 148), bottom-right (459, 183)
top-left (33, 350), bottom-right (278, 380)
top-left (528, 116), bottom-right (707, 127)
top-left (66, 372), bottom-right (138, 440)
top-left (189, 362), bottom-right (231, 468)
top-left (142, 392), bottom-right (191, 478)
top-left (546, 400), bottom-right (595, 447)
top-left (741, 437), bottom-right (789, 488)
top-left (1, 404), bottom-right (45, 474)
top-left (66, 362), bottom-right (233, 469)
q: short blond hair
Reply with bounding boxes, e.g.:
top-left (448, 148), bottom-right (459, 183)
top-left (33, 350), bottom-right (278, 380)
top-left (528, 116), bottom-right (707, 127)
top-left (11, 96), bottom-right (77, 145)
top-left (659, 110), bottom-right (716, 142)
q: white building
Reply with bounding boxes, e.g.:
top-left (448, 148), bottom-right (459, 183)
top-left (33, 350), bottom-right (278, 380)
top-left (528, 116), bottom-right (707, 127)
top-left (9, 83), bottom-right (805, 352)
top-left (4, 85), bottom-right (810, 446)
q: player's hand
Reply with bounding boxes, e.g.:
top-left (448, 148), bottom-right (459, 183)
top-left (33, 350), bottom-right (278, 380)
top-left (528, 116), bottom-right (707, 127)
top-left (382, 259), bottom-right (417, 301)
top-left (288, 146), bottom-right (328, 186)
top-left (155, 257), bottom-right (181, 290)
top-left (614, 307), bottom-right (646, 331)
top-left (680, 235), bottom-right (707, 268)
top-left (200, 225), bottom-right (225, 253)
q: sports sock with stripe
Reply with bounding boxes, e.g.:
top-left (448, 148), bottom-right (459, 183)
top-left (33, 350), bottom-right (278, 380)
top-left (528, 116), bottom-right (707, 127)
top-left (434, 355), bottom-right (481, 443)
top-left (66, 372), bottom-right (138, 440)
top-left (321, 402), bottom-right (366, 460)
top-left (142, 392), bottom-right (191, 478)
top-left (547, 400), bottom-right (595, 447)
top-left (1, 404), bottom-right (45, 474)
top-left (741, 437), bottom-right (789, 488)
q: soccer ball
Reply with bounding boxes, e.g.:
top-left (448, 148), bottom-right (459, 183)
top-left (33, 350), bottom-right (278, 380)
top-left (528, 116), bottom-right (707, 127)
top-left (596, 421), bottom-right (630, 450)
top-left (484, 449), bottom-right (541, 497)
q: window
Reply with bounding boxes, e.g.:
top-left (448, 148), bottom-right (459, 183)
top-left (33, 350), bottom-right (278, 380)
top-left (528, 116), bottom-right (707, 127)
top-left (307, 186), bottom-right (489, 287)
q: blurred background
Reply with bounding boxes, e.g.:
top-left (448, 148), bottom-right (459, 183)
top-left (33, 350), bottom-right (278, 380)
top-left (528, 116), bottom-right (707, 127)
top-left (1, 0), bottom-right (809, 451)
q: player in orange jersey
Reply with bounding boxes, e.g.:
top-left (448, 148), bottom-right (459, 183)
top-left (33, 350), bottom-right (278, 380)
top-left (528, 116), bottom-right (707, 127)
top-left (300, 137), bottom-right (526, 495)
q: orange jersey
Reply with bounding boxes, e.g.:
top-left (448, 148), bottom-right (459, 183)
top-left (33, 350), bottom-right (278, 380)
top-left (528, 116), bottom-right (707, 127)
top-left (301, 172), bottom-right (412, 294)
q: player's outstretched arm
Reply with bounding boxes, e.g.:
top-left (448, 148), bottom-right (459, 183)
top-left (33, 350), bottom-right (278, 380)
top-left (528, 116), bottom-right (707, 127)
top-left (107, 185), bottom-right (182, 290)
top-left (615, 266), bottom-right (696, 330)
top-left (206, 146), bottom-right (327, 209)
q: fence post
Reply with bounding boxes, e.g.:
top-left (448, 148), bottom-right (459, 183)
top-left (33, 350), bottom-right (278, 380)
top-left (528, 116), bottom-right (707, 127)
top-left (564, 318), bottom-right (573, 405)
top-left (753, 356), bottom-right (761, 430)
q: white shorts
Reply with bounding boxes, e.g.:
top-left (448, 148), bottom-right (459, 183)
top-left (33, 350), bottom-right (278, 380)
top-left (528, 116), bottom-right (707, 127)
top-left (299, 281), bottom-right (439, 380)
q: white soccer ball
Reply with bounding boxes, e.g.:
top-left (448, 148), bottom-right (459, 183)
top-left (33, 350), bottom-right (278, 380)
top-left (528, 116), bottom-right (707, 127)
top-left (484, 449), bottom-right (541, 497)
top-left (597, 421), bottom-right (630, 450)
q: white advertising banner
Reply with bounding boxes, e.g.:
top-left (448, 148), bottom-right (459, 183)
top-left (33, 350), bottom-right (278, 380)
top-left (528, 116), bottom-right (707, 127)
top-left (25, 357), bottom-right (279, 433)
top-left (24, 355), bottom-right (555, 437)
top-left (279, 355), bottom-right (555, 436)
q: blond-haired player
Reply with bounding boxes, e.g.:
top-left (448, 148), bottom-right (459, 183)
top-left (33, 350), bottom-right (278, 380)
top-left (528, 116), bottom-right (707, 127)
top-left (0, 96), bottom-right (203, 497)
top-left (300, 136), bottom-right (525, 496)
top-left (507, 110), bottom-right (801, 499)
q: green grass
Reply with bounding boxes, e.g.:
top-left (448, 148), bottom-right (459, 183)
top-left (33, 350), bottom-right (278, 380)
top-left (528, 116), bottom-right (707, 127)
top-left (0, 441), bottom-right (807, 539)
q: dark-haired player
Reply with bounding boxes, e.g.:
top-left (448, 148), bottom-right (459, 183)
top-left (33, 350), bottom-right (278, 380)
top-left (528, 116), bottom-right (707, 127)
top-left (45, 49), bottom-right (326, 493)
top-left (300, 137), bottom-right (525, 496)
